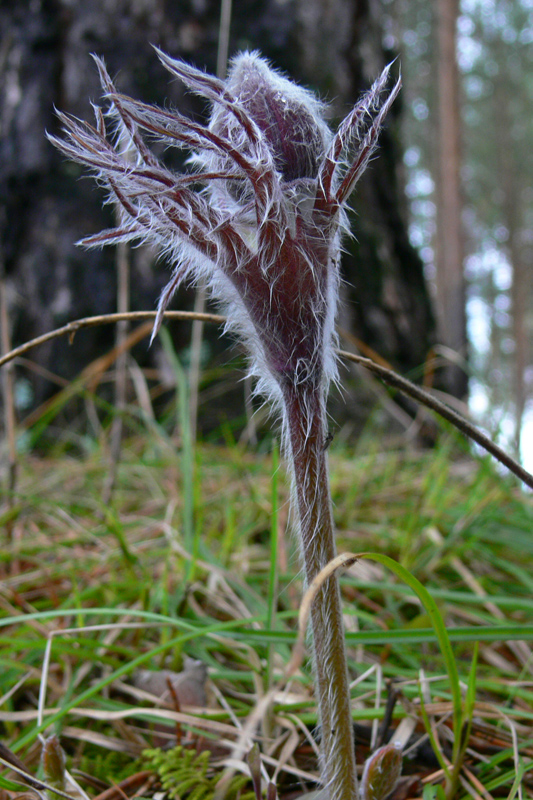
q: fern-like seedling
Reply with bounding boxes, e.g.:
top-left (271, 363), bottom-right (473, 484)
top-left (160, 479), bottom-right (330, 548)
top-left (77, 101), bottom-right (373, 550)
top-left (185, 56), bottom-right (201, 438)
top-left (142, 746), bottom-right (254, 800)
top-left (49, 50), bottom-right (400, 800)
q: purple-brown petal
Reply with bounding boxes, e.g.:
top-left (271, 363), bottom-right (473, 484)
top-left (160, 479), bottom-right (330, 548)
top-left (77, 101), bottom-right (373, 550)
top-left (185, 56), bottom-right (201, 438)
top-left (213, 53), bottom-right (330, 183)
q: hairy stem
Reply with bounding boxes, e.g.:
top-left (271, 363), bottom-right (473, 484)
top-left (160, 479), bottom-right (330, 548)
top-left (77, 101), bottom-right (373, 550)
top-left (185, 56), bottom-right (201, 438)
top-left (284, 385), bottom-right (358, 800)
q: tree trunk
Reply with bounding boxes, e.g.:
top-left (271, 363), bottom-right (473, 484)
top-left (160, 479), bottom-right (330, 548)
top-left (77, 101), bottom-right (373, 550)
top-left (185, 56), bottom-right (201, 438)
top-left (494, 71), bottom-right (530, 460)
top-left (435, 0), bottom-right (468, 400)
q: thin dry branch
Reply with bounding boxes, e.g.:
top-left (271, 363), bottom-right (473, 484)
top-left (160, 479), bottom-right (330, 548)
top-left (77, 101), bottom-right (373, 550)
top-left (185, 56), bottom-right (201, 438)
top-left (0, 311), bottom-right (532, 490)
top-left (0, 311), bottom-right (225, 369)
top-left (336, 348), bottom-right (533, 491)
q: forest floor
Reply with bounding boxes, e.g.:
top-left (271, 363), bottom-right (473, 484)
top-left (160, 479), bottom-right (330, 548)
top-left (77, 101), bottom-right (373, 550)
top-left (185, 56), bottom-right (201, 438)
top-left (1, 421), bottom-right (533, 800)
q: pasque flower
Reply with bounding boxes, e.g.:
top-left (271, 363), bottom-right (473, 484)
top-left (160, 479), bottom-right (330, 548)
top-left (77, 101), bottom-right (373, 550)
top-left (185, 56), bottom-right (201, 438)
top-left (49, 50), bottom-right (400, 800)
top-left (49, 50), bottom-right (398, 421)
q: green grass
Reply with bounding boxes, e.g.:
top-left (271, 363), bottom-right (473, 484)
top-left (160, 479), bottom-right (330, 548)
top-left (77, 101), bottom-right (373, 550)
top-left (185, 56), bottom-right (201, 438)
top-left (1, 372), bottom-right (533, 799)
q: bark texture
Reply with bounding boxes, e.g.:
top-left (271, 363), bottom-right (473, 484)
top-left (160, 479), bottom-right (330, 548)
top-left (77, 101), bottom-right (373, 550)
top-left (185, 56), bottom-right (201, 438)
top-left (435, 0), bottom-right (468, 399)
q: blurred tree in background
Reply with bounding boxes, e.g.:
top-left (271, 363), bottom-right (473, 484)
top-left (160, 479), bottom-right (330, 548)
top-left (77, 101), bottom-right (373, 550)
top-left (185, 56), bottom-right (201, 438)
top-left (1, 0), bottom-right (532, 458)
top-left (399, 0), bottom-right (533, 464)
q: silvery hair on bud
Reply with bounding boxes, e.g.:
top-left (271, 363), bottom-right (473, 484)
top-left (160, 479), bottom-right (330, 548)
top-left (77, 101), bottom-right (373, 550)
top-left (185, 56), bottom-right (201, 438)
top-left (47, 49), bottom-right (400, 452)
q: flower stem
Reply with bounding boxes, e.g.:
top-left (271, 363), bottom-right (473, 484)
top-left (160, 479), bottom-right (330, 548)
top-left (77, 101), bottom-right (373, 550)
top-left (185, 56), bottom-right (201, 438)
top-left (284, 386), bottom-right (358, 800)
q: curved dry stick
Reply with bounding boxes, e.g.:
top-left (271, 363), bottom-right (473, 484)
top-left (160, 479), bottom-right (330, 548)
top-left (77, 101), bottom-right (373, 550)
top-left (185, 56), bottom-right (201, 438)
top-left (337, 348), bottom-right (533, 491)
top-left (0, 310), bottom-right (225, 369)
top-left (0, 311), bottom-right (531, 490)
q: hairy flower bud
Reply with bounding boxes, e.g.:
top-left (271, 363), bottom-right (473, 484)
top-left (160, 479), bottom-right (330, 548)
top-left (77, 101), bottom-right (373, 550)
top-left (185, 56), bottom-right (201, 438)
top-left (212, 53), bottom-right (330, 182)
top-left (48, 48), bottom-right (399, 422)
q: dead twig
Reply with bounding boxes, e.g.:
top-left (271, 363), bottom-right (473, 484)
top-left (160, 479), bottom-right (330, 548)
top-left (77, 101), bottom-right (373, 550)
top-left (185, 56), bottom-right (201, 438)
top-left (0, 311), bottom-right (532, 490)
top-left (337, 348), bottom-right (533, 491)
top-left (0, 311), bottom-right (225, 369)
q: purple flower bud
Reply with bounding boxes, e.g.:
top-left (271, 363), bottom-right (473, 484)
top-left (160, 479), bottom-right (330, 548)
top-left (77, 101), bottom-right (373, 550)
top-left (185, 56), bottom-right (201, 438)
top-left (48, 49), bottom-right (400, 416)
top-left (212, 53), bottom-right (330, 182)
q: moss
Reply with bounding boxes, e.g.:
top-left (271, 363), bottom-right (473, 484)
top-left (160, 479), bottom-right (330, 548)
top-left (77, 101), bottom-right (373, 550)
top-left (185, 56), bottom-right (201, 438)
top-left (142, 745), bottom-right (256, 800)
